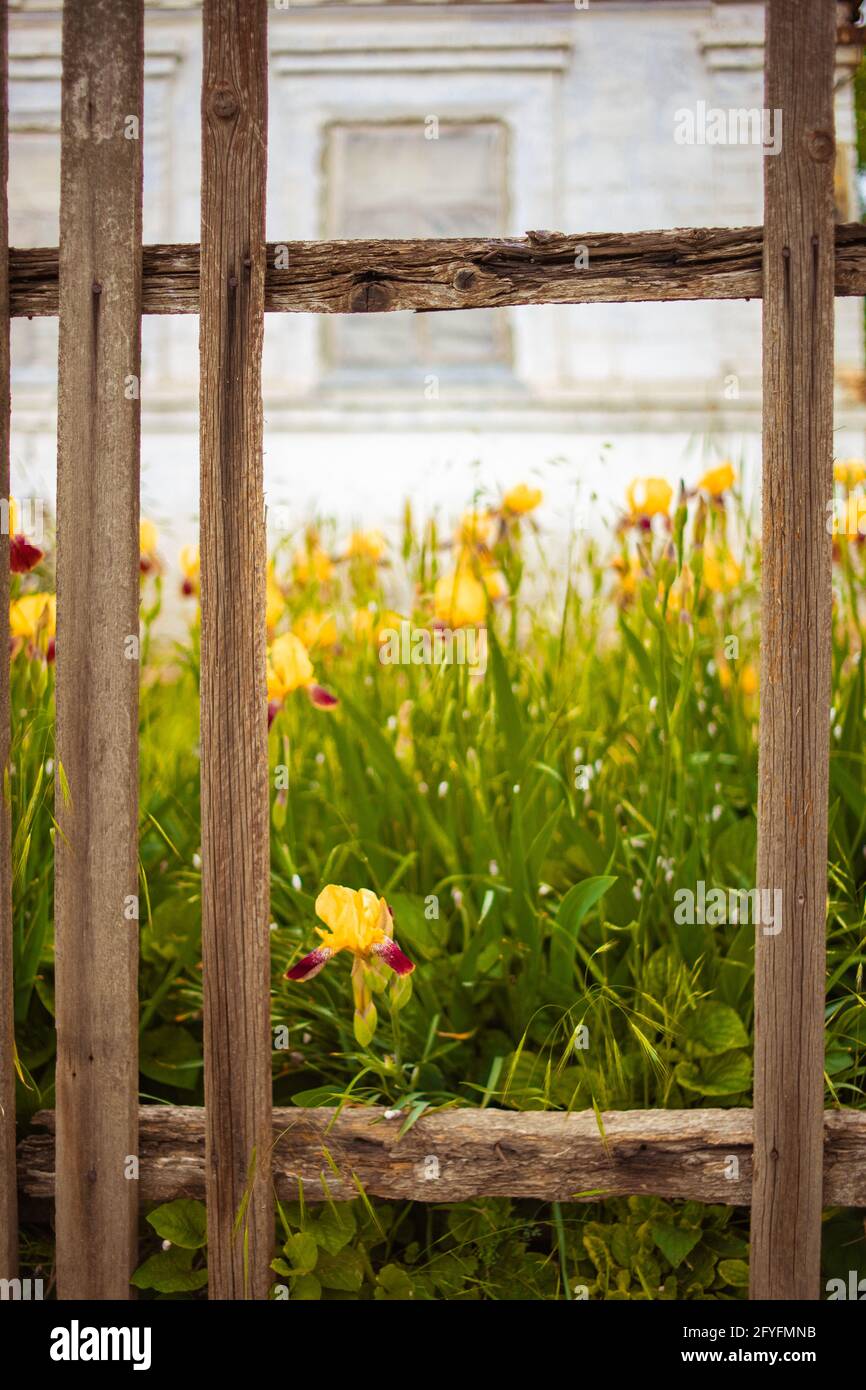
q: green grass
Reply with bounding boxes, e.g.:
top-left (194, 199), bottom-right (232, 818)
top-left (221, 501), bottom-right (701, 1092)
top-left (10, 469), bottom-right (866, 1298)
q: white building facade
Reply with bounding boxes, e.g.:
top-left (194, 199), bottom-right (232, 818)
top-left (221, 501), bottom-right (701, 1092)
top-left (7, 0), bottom-right (866, 555)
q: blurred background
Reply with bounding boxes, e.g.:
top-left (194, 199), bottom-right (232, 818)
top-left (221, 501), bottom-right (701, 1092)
top-left (7, 0), bottom-right (866, 589)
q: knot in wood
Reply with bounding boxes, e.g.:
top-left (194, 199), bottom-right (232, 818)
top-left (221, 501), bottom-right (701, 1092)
top-left (209, 84), bottom-right (239, 120)
top-left (349, 280), bottom-right (393, 313)
top-left (453, 267), bottom-right (476, 291)
top-left (804, 128), bottom-right (834, 163)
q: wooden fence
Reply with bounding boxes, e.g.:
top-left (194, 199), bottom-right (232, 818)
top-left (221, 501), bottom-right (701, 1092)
top-left (1, 0), bottom-right (865, 1302)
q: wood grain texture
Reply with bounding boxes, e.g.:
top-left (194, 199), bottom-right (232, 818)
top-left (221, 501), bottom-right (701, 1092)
top-left (752, 0), bottom-right (836, 1303)
top-left (0, 0), bottom-right (15, 1283)
top-left (17, 1106), bottom-right (866, 1208)
top-left (200, 0), bottom-right (272, 1301)
top-left (9, 223), bottom-right (866, 317)
top-left (54, 0), bottom-right (143, 1301)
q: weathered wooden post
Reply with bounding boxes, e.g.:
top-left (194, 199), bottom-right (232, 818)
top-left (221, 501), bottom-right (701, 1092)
top-left (751, 0), bottom-right (836, 1301)
top-left (54, 0), bottom-right (144, 1299)
top-left (0, 0), bottom-right (15, 1285)
top-left (200, 0), bottom-right (273, 1299)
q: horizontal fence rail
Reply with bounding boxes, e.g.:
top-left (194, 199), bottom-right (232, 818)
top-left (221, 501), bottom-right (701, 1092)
top-left (8, 223), bottom-right (866, 317)
top-left (17, 1107), bottom-right (866, 1208)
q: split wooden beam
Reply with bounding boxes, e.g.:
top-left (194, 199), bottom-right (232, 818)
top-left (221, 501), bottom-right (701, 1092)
top-left (53, 0), bottom-right (143, 1302)
top-left (199, 0), bottom-right (273, 1302)
top-left (752, 0), bottom-right (836, 1303)
top-left (17, 1106), bottom-right (866, 1207)
top-left (8, 223), bottom-right (866, 318)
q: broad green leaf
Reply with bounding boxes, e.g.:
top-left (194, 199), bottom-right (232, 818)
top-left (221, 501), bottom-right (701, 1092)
top-left (311, 1203), bottom-right (357, 1255)
top-left (682, 1002), bottom-right (749, 1057)
top-left (718, 1258), bottom-right (750, 1287)
top-left (284, 1231), bottom-right (318, 1274)
top-left (675, 1049), bottom-right (752, 1096)
top-left (291, 1272), bottom-right (322, 1300)
top-left (316, 1247), bottom-right (364, 1292)
top-left (374, 1263), bottom-right (414, 1300)
top-left (145, 1198), bottom-right (207, 1250)
top-left (139, 1025), bottom-right (202, 1092)
top-left (131, 1248), bottom-right (208, 1293)
top-left (651, 1222), bottom-right (702, 1269)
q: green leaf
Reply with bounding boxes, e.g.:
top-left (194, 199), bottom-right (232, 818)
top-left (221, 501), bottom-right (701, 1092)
top-left (388, 891), bottom-right (447, 959)
top-left (610, 1223), bottom-right (643, 1270)
top-left (487, 625), bottom-right (523, 764)
top-left (718, 1258), bottom-right (750, 1287)
top-left (139, 1025), bottom-right (202, 1091)
top-left (291, 1272), bottom-right (322, 1300)
top-left (374, 1263), bottom-right (414, 1300)
top-left (675, 1049), bottom-right (752, 1097)
top-left (284, 1231), bottom-right (318, 1274)
top-left (712, 816), bottom-right (756, 882)
top-left (291, 1086), bottom-right (347, 1108)
top-left (550, 875), bottom-right (617, 985)
top-left (311, 1203), bottom-right (357, 1255)
top-left (131, 1248), bottom-right (208, 1293)
top-left (316, 1248), bottom-right (364, 1292)
top-left (682, 1002), bottom-right (749, 1057)
top-left (651, 1222), bottom-right (702, 1269)
top-left (145, 1198), bottom-right (207, 1250)
top-left (619, 618), bottom-right (655, 688)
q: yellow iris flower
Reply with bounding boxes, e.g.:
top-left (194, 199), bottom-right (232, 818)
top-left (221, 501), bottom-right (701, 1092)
top-left (433, 568), bottom-right (487, 627)
top-left (457, 509), bottom-right (496, 549)
top-left (267, 632), bottom-right (314, 700)
top-left (286, 885), bottom-right (415, 1043)
top-left (503, 483), bottom-right (542, 515)
top-left (346, 529), bottom-right (386, 562)
top-left (702, 546), bottom-right (742, 594)
top-left (139, 519), bottom-right (159, 573)
top-left (627, 477), bottom-right (672, 519)
top-left (698, 462), bottom-right (736, 497)
top-left (834, 459), bottom-right (866, 488)
top-left (179, 544), bottom-right (200, 597)
top-left (293, 545), bottom-right (333, 586)
top-left (292, 610), bottom-right (338, 650)
top-left (10, 592), bottom-right (56, 641)
top-left (266, 632), bottom-right (337, 715)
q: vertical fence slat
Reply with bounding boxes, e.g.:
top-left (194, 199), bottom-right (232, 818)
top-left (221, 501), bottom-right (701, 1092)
top-left (54, 0), bottom-right (144, 1300)
top-left (0, 0), bottom-right (15, 1283)
top-left (200, 0), bottom-right (272, 1300)
top-left (752, 0), bottom-right (836, 1301)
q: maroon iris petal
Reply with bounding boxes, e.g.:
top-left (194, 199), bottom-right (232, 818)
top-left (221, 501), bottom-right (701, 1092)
top-left (10, 534), bottom-right (43, 574)
top-left (267, 699), bottom-right (281, 728)
top-left (372, 938), bottom-right (415, 976)
top-left (307, 683), bottom-right (338, 709)
top-left (286, 946), bottom-right (332, 982)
